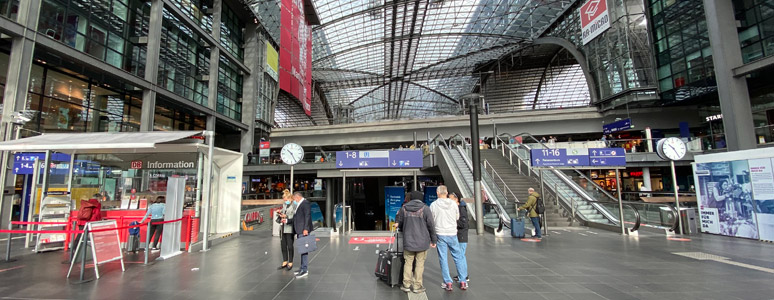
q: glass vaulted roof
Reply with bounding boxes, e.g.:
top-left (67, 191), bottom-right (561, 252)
top-left (312, 0), bottom-right (573, 122)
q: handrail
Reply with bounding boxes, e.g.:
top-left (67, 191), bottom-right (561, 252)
top-left (482, 159), bottom-right (521, 207)
top-left (629, 204), bottom-right (641, 232)
top-left (428, 133), bottom-right (451, 150)
top-left (449, 134), bottom-right (466, 147)
top-left (454, 145), bottom-right (511, 227)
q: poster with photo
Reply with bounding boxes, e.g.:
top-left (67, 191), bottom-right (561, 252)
top-left (748, 158), bottom-right (774, 241)
top-left (694, 160), bottom-right (759, 239)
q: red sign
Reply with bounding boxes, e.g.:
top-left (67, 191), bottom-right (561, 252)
top-left (580, 0), bottom-right (606, 27)
top-left (579, 0), bottom-right (611, 45)
top-left (259, 141), bottom-right (270, 149)
top-left (88, 221), bottom-right (123, 265)
top-left (130, 160), bottom-right (143, 169)
top-left (629, 171), bottom-right (643, 177)
top-left (279, 0), bottom-right (312, 116)
top-left (348, 236), bottom-right (396, 244)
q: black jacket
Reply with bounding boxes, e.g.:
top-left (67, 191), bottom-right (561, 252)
top-left (396, 200), bottom-right (437, 252)
top-left (457, 201), bottom-right (469, 243)
top-left (292, 199), bottom-right (313, 235)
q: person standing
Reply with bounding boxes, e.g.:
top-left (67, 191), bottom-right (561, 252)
top-left (449, 192), bottom-right (469, 283)
top-left (430, 185), bottom-right (468, 291)
top-left (394, 191), bottom-right (436, 293)
top-left (140, 196), bottom-right (165, 250)
top-left (517, 188), bottom-right (542, 239)
top-left (276, 190), bottom-right (296, 270)
top-left (292, 192), bottom-right (313, 278)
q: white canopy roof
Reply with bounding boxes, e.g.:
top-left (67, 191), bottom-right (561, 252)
top-left (0, 131), bottom-right (206, 152)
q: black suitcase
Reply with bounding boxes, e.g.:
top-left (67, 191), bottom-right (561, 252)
top-left (127, 234), bottom-right (140, 253)
top-left (375, 230), bottom-right (403, 287)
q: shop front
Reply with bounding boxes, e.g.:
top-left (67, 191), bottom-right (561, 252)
top-left (0, 131), bottom-right (242, 253)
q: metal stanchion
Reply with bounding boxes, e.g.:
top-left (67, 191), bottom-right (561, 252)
top-left (144, 221), bottom-right (151, 265)
top-left (4, 222), bottom-right (13, 262)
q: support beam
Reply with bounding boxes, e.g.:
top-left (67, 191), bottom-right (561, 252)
top-left (241, 23), bottom-right (260, 163)
top-left (207, 0), bottom-right (224, 112)
top-left (140, 0), bottom-right (164, 131)
top-left (533, 37), bottom-right (600, 104)
top-left (703, 0), bottom-right (756, 151)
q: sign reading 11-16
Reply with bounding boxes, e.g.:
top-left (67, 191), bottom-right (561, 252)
top-left (530, 148), bottom-right (625, 167)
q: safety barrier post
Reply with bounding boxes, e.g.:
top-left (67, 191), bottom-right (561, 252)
top-left (4, 222), bottom-right (12, 261)
top-left (144, 221), bottom-right (151, 265)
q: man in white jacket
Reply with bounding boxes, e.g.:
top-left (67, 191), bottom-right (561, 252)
top-left (430, 185), bottom-right (468, 291)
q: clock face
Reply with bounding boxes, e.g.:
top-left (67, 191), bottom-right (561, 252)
top-left (280, 143), bottom-right (304, 165)
top-left (658, 137), bottom-right (686, 160)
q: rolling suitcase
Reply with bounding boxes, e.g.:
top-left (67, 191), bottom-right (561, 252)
top-left (374, 229), bottom-right (403, 287)
top-left (127, 221), bottom-right (140, 253)
top-left (511, 214), bottom-right (526, 238)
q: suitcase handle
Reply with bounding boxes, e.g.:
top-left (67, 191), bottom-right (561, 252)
top-left (388, 226), bottom-right (400, 252)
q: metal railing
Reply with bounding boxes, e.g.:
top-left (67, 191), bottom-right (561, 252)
top-left (454, 145), bottom-right (511, 228)
top-left (482, 159), bottom-right (520, 208)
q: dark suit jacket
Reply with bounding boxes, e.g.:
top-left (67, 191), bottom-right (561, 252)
top-left (292, 199), bottom-right (313, 235)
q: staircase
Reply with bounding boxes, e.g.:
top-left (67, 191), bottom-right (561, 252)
top-left (480, 149), bottom-right (573, 227)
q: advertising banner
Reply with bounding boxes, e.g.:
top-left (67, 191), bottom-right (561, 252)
top-left (265, 43), bottom-right (279, 81)
top-left (385, 186), bottom-right (405, 228)
top-left (748, 158), bottom-right (774, 241)
top-left (424, 186), bottom-right (438, 206)
top-left (693, 160), bottom-right (759, 239)
top-left (579, 0), bottom-right (611, 45)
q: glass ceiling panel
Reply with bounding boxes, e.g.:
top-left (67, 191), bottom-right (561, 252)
top-left (311, 0), bottom-right (573, 123)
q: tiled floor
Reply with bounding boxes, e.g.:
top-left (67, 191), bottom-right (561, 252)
top-left (0, 227), bottom-right (773, 300)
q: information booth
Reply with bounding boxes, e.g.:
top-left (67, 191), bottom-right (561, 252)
top-left (0, 131), bottom-right (242, 252)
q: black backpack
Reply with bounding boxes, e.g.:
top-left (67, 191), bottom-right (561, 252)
top-left (534, 196), bottom-right (545, 214)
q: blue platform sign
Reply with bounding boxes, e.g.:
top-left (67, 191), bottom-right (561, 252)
top-left (530, 149), bottom-right (589, 167)
top-left (530, 148), bottom-right (625, 167)
top-left (13, 153), bottom-right (71, 175)
top-left (589, 148), bottom-right (627, 166)
top-left (336, 150), bottom-right (422, 169)
top-left (603, 118), bottom-right (632, 134)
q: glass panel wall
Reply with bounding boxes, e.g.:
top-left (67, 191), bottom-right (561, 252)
top-left (153, 98), bottom-right (207, 131)
top-left (220, 3), bottom-right (244, 59)
top-left (216, 55), bottom-right (242, 120)
top-left (158, 9), bottom-right (210, 106)
top-left (37, 0), bottom-right (146, 76)
top-left (734, 0), bottom-right (774, 63)
top-left (0, 0), bottom-right (18, 20)
top-left (169, 0), bottom-right (212, 33)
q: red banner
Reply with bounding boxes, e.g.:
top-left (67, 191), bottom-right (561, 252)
top-left (279, 0), bottom-right (312, 116)
top-left (88, 220), bottom-right (123, 265)
top-left (348, 236), bottom-right (396, 244)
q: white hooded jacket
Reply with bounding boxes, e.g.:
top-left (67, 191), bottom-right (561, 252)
top-left (430, 197), bottom-right (459, 236)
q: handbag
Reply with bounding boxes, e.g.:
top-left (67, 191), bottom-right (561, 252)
top-left (294, 234), bottom-right (317, 254)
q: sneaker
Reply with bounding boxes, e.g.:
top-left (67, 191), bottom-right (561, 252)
top-left (400, 286), bottom-right (411, 293)
top-left (460, 282), bottom-right (468, 290)
top-left (413, 287), bottom-right (426, 294)
top-left (295, 270), bottom-right (308, 278)
top-left (453, 276), bottom-right (459, 282)
top-left (442, 282), bottom-right (453, 291)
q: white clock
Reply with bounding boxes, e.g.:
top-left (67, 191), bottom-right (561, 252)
top-left (656, 137), bottom-right (686, 161)
top-left (280, 143), bottom-right (304, 165)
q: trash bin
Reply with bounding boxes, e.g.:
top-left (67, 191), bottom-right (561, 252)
top-left (679, 208), bottom-right (697, 235)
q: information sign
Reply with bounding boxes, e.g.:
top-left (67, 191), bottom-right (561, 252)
top-left (602, 118), bottom-right (632, 134)
top-left (530, 148), bottom-right (625, 167)
top-left (588, 148), bottom-right (627, 166)
top-left (336, 150), bottom-right (422, 169)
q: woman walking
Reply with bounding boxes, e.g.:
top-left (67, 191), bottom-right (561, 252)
top-left (276, 189), bottom-right (296, 270)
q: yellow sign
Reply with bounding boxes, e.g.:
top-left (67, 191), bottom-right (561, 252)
top-left (266, 42), bottom-right (279, 81)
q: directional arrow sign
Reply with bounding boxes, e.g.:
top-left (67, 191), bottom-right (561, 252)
top-left (336, 150), bottom-right (422, 169)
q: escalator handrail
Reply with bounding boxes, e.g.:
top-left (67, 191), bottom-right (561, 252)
top-left (454, 145), bottom-right (511, 227)
top-left (429, 133), bottom-right (451, 150)
top-left (628, 204), bottom-right (641, 232)
top-left (669, 206), bottom-right (680, 232)
top-left (448, 134), bottom-right (466, 147)
top-left (437, 147), bottom-right (473, 198)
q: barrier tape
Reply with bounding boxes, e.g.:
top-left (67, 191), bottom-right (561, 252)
top-left (1, 218), bottom-right (185, 234)
top-left (11, 221), bottom-right (69, 225)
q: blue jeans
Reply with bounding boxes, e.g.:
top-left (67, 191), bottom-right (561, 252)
top-left (297, 234), bottom-right (309, 271)
top-left (436, 235), bottom-right (467, 284)
top-left (531, 217), bottom-right (542, 238)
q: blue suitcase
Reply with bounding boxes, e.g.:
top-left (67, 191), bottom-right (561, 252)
top-left (511, 217), bottom-right (525, 238)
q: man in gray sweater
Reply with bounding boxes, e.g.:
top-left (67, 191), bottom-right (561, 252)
top-left (395, 191), bottom-right (436, 293)
top-left (430, 185), bottom-right (468, 291)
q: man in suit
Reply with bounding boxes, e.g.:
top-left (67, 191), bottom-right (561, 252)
top-left (292, 192), bottom-right (313, 278)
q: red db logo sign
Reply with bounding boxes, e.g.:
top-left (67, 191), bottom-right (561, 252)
top-left (130, 160), bottom-right (143, 169)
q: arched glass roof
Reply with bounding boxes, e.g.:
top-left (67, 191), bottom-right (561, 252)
top-left (312, 0), bottom-right (574, 122)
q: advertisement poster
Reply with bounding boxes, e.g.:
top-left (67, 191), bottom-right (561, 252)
top-left (748, 158), bottom-right (774, 241)
top-left (310, 202), bottom-right (324, 228)
top-left (87, 220), bottom-right (123, 265)
top-left (694, 160), bottom-right (759, 239)
top-left (385, 186), bottom-right (405, 228)
top-left (424, 186), bottom-right (438, 205)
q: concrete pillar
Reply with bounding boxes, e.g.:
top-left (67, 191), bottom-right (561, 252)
top-left (140, 0), bottom-right (164, 131)
top-left (206, 0), bottom-right (223, 112)
top-left (325, 178), bottom-right (332, 227)
top-left (1, 0), bottom-right (42, 127)
top-left (703, 0), bottom-right (757, 151)
top-left (642, 167), bottom-right (652, 191)
top-left (241, 23), bottom-right (259, 164)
